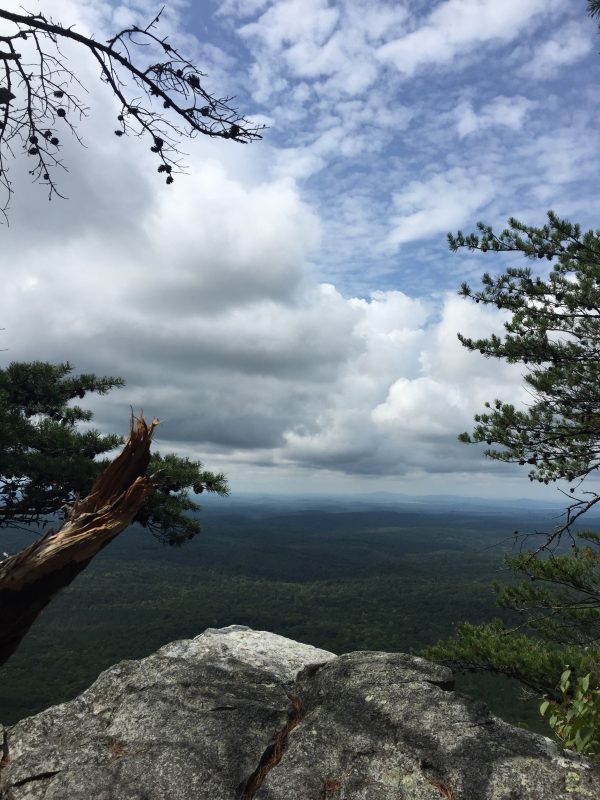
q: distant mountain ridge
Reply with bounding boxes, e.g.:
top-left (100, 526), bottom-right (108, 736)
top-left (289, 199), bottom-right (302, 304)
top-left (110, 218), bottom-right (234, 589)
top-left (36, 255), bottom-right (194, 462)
top-left (197, 488), bottom-right (600, 517)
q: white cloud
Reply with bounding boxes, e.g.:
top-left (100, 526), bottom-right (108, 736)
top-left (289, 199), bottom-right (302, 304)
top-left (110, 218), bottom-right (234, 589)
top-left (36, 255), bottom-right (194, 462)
top-left (455, 95), bottom-right (535, 138)
top-left (138, 163), bottom-right (321, 311)
top-left (520, 20), bottom-right (594, 79)
top-left (350, 289), bottom-right (430, 334)
top-left (217, 0), bottom-right (272, 18)
top-left (387, 168), bottom-right (495, 245)
top-left (279, 290), bottom-right (527, 476)
top-left (239, 0), bottom-right (340, 54)
top-left (376, 0), bottom-right (562, 76)
top-left (237, 0), bottom-right (407, 98)
top-left (0, 0), bottom-right (597, 499)
top-left (372, 377), bottom-right (464, 436)
top-left (518, 128), bottom-right (598, 188)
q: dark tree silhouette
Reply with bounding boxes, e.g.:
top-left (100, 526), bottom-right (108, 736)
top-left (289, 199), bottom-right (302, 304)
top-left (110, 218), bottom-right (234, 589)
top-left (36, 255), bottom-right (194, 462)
top-left (0, 6), bottom-right (263, 218)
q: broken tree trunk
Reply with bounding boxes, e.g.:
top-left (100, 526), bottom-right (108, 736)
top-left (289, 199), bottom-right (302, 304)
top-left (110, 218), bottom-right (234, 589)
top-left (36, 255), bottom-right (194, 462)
top-left (0, 415), bottom-right (158, 667)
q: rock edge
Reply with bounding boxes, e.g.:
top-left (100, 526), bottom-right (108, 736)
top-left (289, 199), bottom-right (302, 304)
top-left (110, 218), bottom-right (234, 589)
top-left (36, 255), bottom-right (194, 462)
top-left (1, 626), bottom-right (598, 799)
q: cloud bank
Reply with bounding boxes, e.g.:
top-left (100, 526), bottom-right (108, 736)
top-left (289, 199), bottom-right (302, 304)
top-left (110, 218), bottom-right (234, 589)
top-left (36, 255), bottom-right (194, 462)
top-left (0, 0), bottom-right (598, 497)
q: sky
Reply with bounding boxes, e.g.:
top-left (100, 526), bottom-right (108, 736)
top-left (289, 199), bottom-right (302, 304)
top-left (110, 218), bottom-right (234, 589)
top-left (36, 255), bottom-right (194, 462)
top-left (1, 0), bottom-right (599, 499)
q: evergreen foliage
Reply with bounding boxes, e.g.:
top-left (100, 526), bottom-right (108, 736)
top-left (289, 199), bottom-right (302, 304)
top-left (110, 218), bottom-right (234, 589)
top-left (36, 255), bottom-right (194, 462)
top-left (423, 212), bottom-right (600, 750)
top-left (448, 211), bottom-right (600, 535)
top-left (0, 361), bottom-right (228, 545)
top-left (450, 212), bottom-right (600, 529)
top-left (423, 534), bottom-right (600, 699)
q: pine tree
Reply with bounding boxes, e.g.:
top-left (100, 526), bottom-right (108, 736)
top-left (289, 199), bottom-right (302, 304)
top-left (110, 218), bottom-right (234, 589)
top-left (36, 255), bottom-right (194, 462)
top-left (422, 212), bottom-right (600, 751)
top-left (452, 212), bottom-right (600, 540)
top-left (422, 541), bottom-right (600, 698)
top-left (0, 361), bottom-right (228, 546)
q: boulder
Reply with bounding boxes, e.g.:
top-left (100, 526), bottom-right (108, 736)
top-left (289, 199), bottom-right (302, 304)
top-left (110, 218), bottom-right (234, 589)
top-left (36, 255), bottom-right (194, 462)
top-left (1, 625), bottom-right (598, 799)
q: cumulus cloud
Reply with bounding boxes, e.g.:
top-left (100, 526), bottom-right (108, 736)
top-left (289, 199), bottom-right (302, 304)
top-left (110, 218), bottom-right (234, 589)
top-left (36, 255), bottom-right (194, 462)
top-left (279, 290), bottom-right (526, 476)
top-left (2, 161), bottom-right (526, 481)
top-left (138, 164), bottom-right (320, 312)
top-left (0, 0), bottom-right (597, 498)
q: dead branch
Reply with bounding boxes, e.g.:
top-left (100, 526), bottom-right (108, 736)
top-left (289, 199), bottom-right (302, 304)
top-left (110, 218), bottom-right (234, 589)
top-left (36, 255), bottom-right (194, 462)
top-left (0, 414), bottom-right (158, 667)
top-left (0, 7), bottom-right (264, 219)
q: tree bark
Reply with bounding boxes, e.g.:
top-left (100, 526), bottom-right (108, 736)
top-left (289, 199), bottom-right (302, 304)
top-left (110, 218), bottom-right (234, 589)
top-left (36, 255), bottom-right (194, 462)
top-left (0, 415), bottom-right (158, 667)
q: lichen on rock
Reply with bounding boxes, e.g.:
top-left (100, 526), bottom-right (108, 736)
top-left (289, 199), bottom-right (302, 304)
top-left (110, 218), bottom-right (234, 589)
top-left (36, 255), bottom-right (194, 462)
top-left (1, 626), bottom-right (598, 799)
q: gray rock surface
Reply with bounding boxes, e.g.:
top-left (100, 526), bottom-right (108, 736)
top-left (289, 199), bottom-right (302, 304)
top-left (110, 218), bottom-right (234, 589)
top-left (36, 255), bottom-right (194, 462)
top-left (1, 625), bottom-right (599, 799)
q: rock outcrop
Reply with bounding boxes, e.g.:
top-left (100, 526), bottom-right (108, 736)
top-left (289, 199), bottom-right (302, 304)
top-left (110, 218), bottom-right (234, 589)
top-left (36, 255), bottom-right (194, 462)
top-left (1, 625), bottom-right (599, 799)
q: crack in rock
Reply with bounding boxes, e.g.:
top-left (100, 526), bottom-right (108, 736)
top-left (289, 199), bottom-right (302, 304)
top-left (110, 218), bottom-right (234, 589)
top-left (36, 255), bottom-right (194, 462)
top-left (0, 729), bottom-right (9, 770)
top-left (239, 691), bottom-right (303, 800)
top-left (12, 770), bottom-right (61, 788)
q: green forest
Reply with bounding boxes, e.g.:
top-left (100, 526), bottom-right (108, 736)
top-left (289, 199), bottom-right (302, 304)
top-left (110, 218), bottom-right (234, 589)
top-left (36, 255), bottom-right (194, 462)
top-left (0, 498), bottom-right (574, 731)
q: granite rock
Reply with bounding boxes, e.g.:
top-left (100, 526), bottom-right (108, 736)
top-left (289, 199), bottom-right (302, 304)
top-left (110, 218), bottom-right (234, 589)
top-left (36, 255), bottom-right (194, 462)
top-left (1, 625), bottom-right (598, 799)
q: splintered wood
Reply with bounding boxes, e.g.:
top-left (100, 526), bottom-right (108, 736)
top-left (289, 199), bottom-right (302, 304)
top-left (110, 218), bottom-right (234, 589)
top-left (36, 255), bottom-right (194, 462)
top-left (0, 414), bottom-right (158, 666)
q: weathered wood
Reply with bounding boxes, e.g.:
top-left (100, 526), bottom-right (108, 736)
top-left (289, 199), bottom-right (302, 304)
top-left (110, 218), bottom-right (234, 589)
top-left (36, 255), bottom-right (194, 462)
top-left (0, 415), bottom-right (158, 666)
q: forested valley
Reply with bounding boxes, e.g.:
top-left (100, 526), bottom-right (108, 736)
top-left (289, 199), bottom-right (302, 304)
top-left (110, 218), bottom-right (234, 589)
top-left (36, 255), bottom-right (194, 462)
top-left (1, 495), bottom-right (582, 732)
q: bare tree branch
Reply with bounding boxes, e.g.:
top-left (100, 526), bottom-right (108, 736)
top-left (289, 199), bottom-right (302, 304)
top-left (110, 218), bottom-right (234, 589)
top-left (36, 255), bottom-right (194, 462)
top-left (0, 7), bottom-right (264, 219)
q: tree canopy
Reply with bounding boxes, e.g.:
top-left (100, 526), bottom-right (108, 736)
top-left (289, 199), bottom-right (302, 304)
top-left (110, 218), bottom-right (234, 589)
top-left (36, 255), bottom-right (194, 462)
top-left (0, 361), bottom-right (228, 546)
top-left (451, 212), bottom-right (600, 546)
top-left (423, 212), bottom-right (600, 754)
